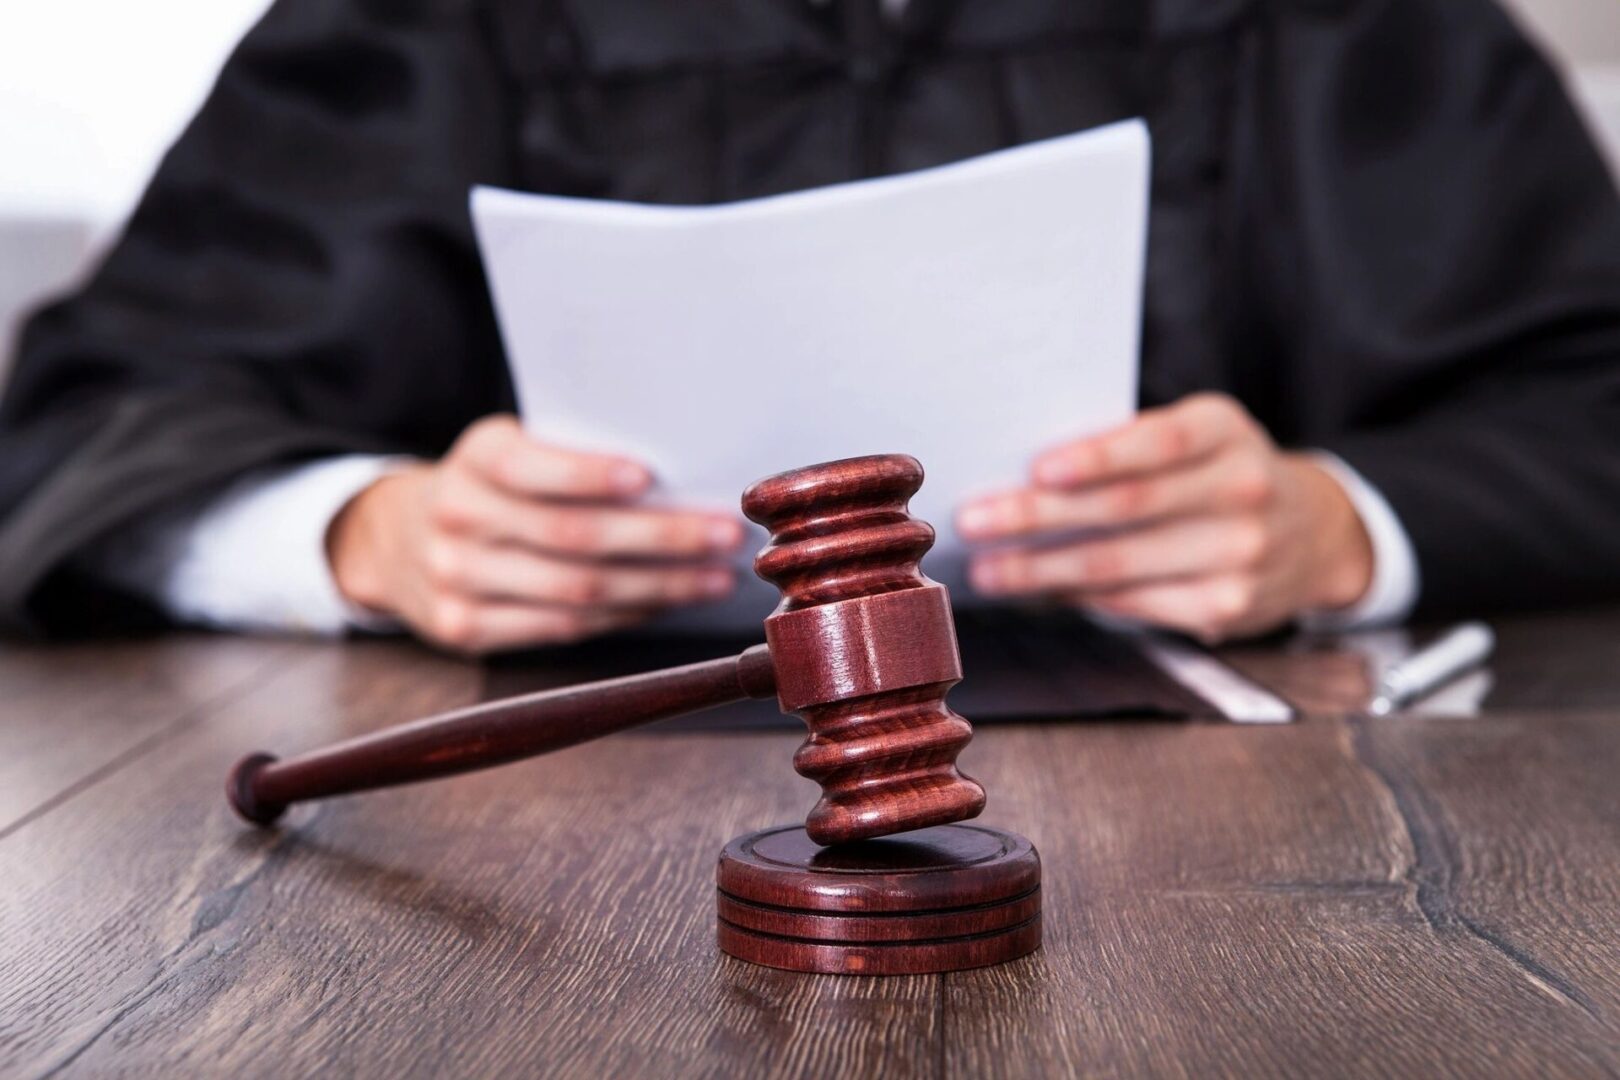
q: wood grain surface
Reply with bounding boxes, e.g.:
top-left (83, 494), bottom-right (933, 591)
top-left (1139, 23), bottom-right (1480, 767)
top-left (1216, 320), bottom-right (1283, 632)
top-left (3, 612), bottom-right (1619, 1078)
top-left (0, 637), bottom-right (292, 835)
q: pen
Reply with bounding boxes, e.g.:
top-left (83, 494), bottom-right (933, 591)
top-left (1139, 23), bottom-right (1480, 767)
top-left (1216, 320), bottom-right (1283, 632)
top-left (1367, 622), bottom-right (1495, 716)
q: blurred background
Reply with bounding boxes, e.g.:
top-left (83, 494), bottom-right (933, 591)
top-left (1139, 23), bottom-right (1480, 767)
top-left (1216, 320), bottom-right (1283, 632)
top-left (2, 0), bottom-right (1618, 386)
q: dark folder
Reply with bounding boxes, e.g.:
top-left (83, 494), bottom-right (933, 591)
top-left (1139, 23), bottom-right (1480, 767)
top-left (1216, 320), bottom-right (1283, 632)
top-left (484, 608), bottom-right (1219, 729)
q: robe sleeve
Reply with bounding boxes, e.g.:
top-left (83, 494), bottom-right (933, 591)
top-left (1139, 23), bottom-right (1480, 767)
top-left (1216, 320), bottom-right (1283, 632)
top-left (0, 0), bottom-right (514, 634)
top-left (1246, 0), bottom-right (1620, 616)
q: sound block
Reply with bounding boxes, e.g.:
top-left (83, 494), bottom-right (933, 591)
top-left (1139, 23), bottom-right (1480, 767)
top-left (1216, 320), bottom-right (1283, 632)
top-left (717, 823), bottom-right (1041, 975)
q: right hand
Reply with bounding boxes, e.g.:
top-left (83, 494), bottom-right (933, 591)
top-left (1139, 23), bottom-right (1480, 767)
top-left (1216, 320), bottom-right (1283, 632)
top-left (326, 415), bottom-right (745, 654)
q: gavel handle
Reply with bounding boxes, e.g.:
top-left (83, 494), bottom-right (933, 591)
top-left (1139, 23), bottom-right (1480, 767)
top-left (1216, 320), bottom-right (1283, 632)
top-left (228, 643), bottom-right (777, 826)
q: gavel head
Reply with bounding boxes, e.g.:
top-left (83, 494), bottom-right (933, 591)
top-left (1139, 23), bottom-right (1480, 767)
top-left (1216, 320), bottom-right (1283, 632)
top-left (742, 454), bottom-right (986, 846)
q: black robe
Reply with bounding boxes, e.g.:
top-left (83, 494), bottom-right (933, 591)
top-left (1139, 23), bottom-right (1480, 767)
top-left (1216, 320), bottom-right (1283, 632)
top-left (5, 0), bottom-right (1620, 635)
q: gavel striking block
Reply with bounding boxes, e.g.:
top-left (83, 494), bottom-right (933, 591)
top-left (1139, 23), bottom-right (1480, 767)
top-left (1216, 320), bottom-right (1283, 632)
top-left (227, 454), bottom-right (1040, 974)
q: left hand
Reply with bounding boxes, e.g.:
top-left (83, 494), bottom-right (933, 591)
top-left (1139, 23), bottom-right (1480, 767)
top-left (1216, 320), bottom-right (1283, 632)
top-left (955, 393), bottom-right (1375, 642)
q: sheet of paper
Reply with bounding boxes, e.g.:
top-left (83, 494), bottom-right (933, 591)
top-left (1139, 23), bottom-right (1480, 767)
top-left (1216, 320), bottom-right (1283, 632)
top-left (472, 119), bottom-right (1150, 630)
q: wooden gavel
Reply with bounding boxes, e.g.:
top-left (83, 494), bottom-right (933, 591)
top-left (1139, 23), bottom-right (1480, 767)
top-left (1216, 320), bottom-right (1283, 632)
top-left (228, 454), bottom-right (987, 846)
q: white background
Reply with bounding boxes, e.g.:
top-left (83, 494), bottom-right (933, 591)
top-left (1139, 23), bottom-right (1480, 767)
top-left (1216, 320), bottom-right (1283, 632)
top-left (0, 0), bottom-right (273, 222)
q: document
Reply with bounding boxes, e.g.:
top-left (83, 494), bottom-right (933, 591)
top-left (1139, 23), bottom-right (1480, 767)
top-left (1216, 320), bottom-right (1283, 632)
top-left (472, 119), bottom-right (1150, 629)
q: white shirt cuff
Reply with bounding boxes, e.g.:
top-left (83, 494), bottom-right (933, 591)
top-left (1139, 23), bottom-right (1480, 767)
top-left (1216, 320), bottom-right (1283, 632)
top-left (1300, 451), bottom-right (1421, 631)
top-left (82, 454), bottom-right (410, 636)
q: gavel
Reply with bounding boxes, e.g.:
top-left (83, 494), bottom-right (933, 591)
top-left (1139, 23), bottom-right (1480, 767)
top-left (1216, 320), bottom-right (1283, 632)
top-left (228, 454), bottom-right (986, 845)
top-left (227, 453), bottom-right (1041, 975)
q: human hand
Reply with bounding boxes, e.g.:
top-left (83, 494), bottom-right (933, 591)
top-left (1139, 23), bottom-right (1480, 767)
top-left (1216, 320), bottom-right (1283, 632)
top-left (956, 393), bottom-right (1374, 642)
top-left (327, 415), bottom-right (744, 654)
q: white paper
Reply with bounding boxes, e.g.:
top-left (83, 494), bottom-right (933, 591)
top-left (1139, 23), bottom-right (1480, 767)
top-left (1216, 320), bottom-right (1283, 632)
top-left (472, 119), bottom-right (1150, 629)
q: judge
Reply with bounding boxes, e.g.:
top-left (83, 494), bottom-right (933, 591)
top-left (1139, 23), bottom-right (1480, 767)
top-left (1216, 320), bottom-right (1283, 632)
top-left (3, 0), bottom-right (1620, 653)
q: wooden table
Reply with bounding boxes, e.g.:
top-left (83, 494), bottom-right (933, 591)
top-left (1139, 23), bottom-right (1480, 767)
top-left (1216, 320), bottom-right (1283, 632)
top-left (4, 611), bottom-right (1619, 1077)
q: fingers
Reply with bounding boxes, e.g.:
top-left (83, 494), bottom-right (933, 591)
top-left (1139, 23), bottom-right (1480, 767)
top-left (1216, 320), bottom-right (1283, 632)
top-left (419, 601), bottom-right (650, 656)
top-left (958, 449), bottom-right (1274, 541)
top-left (451, 415), bottom-right (652, 500)
top-left (969, 516), bottom-right (1267, 596)
top-left (957, 395), bottom-right (1304, 644)
top-left (423, 539), bottom-right (737, 609)
top-left (1031, 393), bottom-right (1257, 490)
top-left (429, 467), bottom-right (745, 559)
top-left (396, 414), bottom-right (746, 655)
top-left (1077, 575), bottom-right (1263, 643)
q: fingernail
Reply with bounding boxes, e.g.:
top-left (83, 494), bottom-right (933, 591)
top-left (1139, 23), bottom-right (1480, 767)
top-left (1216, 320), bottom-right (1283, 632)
top-left (701, 569), bottom-right (735, 597)
top-left (709, 519), bottom-right (745, 549)
top-left (1034, 456), bottom-right (1075, 487)
top-left (612, 461), bottom-right (650, 494)
top-left (958, 502), bottom-right (997, 538)
top-left (971, 559), bottom-right (1004, 594)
